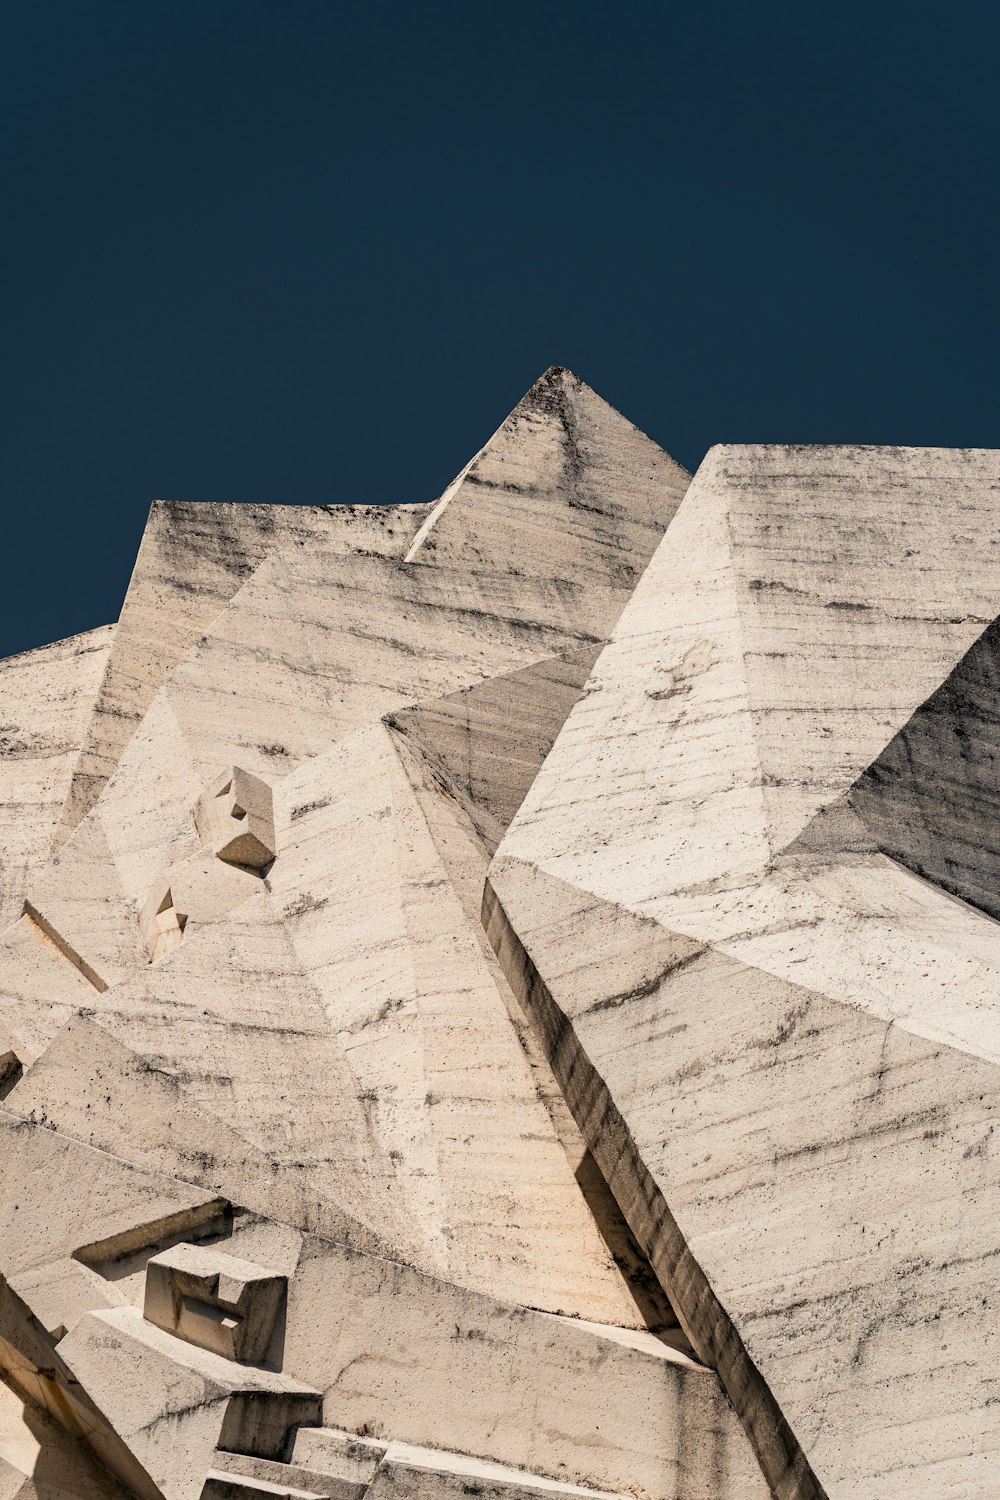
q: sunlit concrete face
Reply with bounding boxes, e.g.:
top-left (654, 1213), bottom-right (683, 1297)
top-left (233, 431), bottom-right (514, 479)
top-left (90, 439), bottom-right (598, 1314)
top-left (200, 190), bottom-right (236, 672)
top-left (0, 373), bottom-right (995, 1500)
top-left (487, 440), bottom-right (1000, 1500)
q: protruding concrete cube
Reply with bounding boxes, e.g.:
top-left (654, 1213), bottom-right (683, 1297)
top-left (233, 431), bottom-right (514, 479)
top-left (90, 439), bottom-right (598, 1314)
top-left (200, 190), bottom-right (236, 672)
top-left (137, 852), bottom-right (263, 961)
top-left (193, 767), bottom-right (277, 870)
top-left (137, 877), bottom-right (187, 963)
top-left (143, 1241), bottom-right (286, 1364)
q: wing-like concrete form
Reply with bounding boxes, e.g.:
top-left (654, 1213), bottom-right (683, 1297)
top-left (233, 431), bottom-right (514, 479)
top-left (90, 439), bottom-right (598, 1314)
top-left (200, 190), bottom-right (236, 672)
top-left (487, 442), bottom-right (1000, 1500)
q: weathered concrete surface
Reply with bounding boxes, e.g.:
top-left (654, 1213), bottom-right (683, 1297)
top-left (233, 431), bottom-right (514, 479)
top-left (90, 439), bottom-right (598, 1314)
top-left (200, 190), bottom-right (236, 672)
top-left (0, 627), bottom-right (112, 928)
top-left (52, 503), bottom-right (427, 851)
top-left (1, 368), bottom-right (690, 1328)
top-left (0, 369), bottom-right (787, 1500)
top-left (0, 1103), bottom-right (762, 1500)
top-left (488, 443), bottom-right (1000, 1500)
top-left (23, 390), bottom-right (995, 1500)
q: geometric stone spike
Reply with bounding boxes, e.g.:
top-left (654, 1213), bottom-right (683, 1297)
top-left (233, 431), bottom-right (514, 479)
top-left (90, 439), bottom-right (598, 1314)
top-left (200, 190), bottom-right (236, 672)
top-left (193, 766), bottom-right (276, 870)
top-left (1, 371), bottom-right (768, 1500)
top-left (144, 1242), bottom-right (286, 1364)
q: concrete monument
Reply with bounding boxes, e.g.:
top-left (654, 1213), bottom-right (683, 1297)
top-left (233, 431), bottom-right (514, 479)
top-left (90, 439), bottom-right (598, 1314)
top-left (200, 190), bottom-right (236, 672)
top-left (0, 371), bottom-right (994, 1499)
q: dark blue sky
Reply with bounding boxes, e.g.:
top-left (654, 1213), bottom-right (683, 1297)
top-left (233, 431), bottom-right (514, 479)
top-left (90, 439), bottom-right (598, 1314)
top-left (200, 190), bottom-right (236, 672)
top-left (3, 2), bottom-right (999, 657)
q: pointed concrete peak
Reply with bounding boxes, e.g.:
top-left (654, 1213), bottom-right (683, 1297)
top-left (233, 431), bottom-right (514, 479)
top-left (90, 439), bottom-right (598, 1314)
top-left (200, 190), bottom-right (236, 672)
top-left (513, 363), bottom-right (569, 391)
top-left (527, 363), bottom-right (598, 387)
top-left (459, 364), bottom-right (574, 442)
top-left (498, 363), bottom-right (691, 487)
top-left (462, 364), bottom-right (644, 449)
top-left (526, 363), bottom-right (585, 395)
top-left (515, 363), bottom-right (615, 417)
top-left (405, 365), bottom-right (690, 575)
top-left (516, 364), bottom-right (592, 418)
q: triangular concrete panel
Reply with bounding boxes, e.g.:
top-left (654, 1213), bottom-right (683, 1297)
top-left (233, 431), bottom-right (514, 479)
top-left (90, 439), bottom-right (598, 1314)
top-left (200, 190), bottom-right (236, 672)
top-left (387, 645), bottom-right (602, 856)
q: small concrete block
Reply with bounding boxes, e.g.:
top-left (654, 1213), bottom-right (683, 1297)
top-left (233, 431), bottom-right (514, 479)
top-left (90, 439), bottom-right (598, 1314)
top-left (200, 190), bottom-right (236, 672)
top-left (138, 876), bottom-right (187, 963)
top-left (290, 1428), bottom-right (386, 1489)
top-left (144, 1242), bottom-right (286, 1364)
top-left (194, 768), bottom-right (276, 870)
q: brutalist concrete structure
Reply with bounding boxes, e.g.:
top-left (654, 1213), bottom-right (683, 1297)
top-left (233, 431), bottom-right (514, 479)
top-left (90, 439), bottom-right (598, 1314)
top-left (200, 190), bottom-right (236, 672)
top-left (0, 369), bottom-right (995, 1500)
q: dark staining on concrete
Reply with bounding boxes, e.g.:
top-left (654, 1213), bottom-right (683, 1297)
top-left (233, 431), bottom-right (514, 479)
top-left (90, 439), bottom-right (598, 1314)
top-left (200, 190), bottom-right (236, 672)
top-left (749, 1000), bottom-right (816, 1052)
top-left (282, 891), bottom-right (329, 919)
top-left (582, 948), bottom-right (707, 1017)
top-left (289, 797), bottom-right (331, 821)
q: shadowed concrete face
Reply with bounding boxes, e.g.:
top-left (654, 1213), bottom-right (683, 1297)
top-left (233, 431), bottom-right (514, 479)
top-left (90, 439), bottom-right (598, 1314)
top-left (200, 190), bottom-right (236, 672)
top-left (848, 611), bottom-right (1000, 920)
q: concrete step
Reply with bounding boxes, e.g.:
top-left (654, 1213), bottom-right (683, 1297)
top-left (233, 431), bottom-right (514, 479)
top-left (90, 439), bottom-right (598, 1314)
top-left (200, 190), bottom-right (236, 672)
top-left (201, 1466), bottom-right (325, 1500)
top-left (367, 1441), bottom-right (632, 1499)
top-left (207, 1447), bottom-right (368, 1499)
top-left (289, 1426), bottom-right (385, 1490)
top-left (291, 1425), bottom-right (634, 1500)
